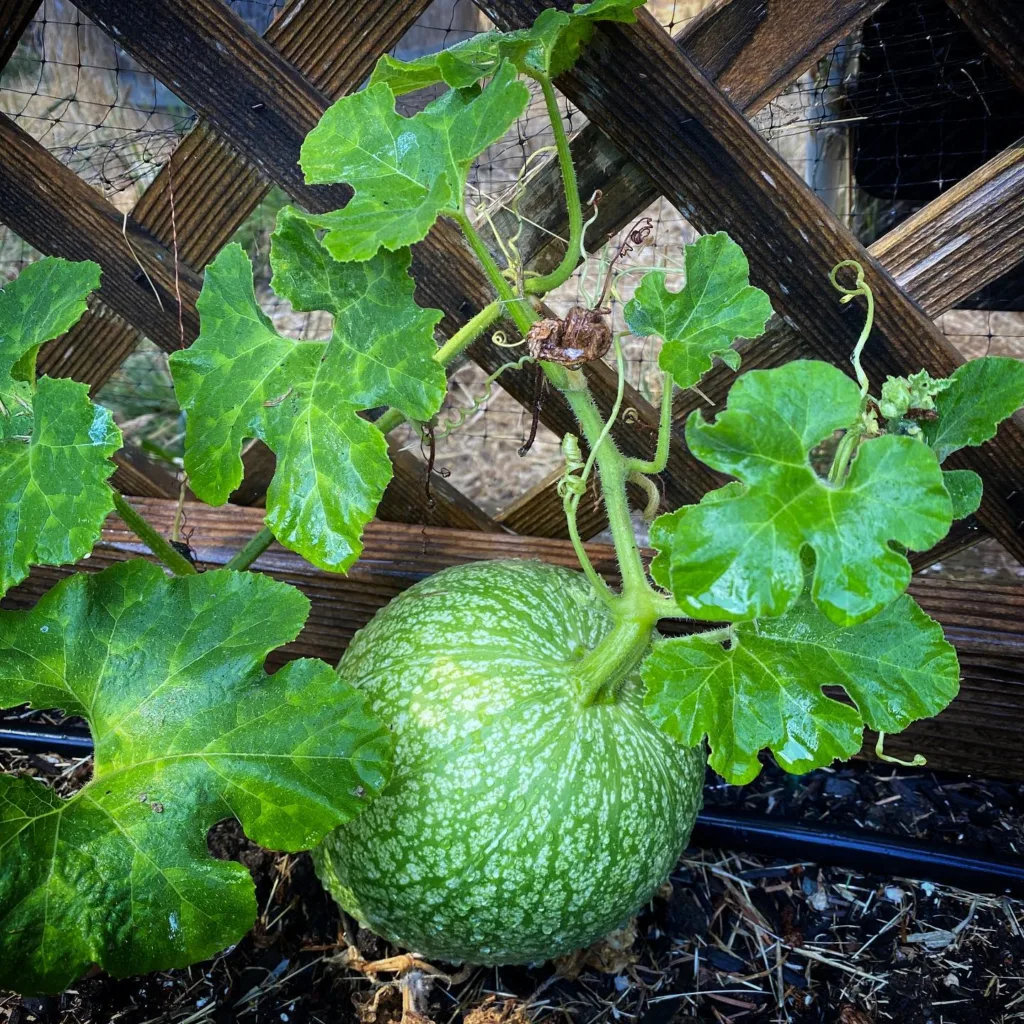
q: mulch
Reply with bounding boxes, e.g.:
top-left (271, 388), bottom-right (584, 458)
top-left (2, 734), bottom-right (1023, 1024)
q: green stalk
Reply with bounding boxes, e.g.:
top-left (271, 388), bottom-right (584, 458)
top-left (433, 300), bottom-right (503, 365)
top-left (574, 616), bottom-right (654, 706)
top-left (625, 371), bottom-right (674, 475)
top-left (524, 76), bottom-right (584, 297)
top-left (452, 211), bottom-right (537, 340)
top-left (224, 526), bottom-right (275, 571)
top-left (111, 491), bottom-right (197, 576)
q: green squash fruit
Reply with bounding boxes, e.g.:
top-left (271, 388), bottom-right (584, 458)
top-left (313, 559), bottom-right (704, 964)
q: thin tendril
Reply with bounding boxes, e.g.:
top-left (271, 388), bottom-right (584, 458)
top-left (829, 259), bottom-right (875, 396)
top-left (431, 353), bottom-right (536, 443)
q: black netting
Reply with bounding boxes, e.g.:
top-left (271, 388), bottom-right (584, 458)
top-left (1, 0), bottom-right (1022, 530)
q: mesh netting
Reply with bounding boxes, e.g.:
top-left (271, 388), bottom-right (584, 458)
top-left (1, 0), bottom-right (1021, 550)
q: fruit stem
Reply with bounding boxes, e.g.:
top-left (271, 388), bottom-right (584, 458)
top-left (575, 615), bottom-right (654, 706)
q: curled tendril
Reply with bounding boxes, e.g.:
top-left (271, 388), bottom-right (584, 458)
top-left (432, 354), bottom-right (536, 443)
top-left (875, 731), bottom-right (926, 768)
top-left (491, 329), bottom-right (523, 348)
top-left (829, 259), bottom-right (875, 396)
top-left (557, 433), bottom-right (587, 499)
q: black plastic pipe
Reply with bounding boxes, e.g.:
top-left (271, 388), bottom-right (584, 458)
top-left (691, 810), bottom-right (1024, 898)
top-left (3, 724), bottom-right (1023, 896)
top-left (0, 721), bottom-right (93, 755)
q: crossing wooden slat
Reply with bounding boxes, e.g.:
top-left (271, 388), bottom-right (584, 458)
top-left (0, 114), bottom-right (203, 353)
top-left (45, 0), bottom-right (431, 384)
top-left (476, 0), bottom-right (1024, 565)
top-left (4, 500), bottom-right (1024, 781)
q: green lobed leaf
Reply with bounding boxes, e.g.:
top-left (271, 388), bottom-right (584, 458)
top-left (642, 590), bottom-right (959, 784)
top-left (0, 376), bottom-right (120, 596)
top-left (623, 233), bottom-right (773, 389)
top-left (298, 61), bottom-right (529, 262)
top-left (0, 560), bottom-right (393, 994)
top-left (943, 468), bottom-right (983, 521)
top-left (370, 0), bottom-right (646, 95)
top-left (922, 356), bottom-right (1024, 462)
top-left (170, 223), bottom-right (446, 572)
top-left (652, 361), bottom-right (952, 627)
top-left (0, 257), bottom-right (100, 418)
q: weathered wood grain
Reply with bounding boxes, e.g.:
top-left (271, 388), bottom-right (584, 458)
top-left (0, 0), bottom-right (40, 69)
top-left (4, 499), bottom-right (1022, 781)
top-left (45, 0), bottom-right (431, 384)
top-left (0, 114), bottom-right (203, 353)
top-left (477, 0), bottom-right (1024, 564)
top-left (945, 0), bottom-right (1024, 96)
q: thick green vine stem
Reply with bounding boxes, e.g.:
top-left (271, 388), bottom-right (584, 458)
top-left (524, 76), bottom-right (584, 297)
top-left (433, 300), bottom-right (503, 365)
top-left (223, 526), bottom-right (276, 571)
top-left (111, 491), bottom-right (198, 576)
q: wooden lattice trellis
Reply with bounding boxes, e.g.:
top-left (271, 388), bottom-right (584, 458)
top-left (1, 0), bottom-right (1023, 777)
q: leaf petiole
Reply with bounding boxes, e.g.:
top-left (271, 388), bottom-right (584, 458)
top-left (224, 526), bottom-right (276, 571)
top-left (111, 490), bottom-right (198, 576)
top-left (524, 75), bottom-right (584, 296)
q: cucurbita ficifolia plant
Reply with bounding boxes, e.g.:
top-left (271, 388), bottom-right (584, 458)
top-left (3, 0), bottom-right (1024, 994)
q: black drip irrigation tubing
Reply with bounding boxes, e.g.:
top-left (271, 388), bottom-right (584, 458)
top-left (3, 722), bottom-right (1024, 898)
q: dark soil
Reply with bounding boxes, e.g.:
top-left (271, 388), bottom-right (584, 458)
top-left (2, 741), bottom-right (1023, 1024)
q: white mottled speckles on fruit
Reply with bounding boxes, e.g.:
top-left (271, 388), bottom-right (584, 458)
top-left (313, 560), bottom-right (704, 965)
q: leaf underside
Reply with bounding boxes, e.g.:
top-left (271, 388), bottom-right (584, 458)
top-left (642, 589), bottom-right (959, 784)
top-left (0, 560), bottom-right (392, 994)
top-left (651, 361), bottom-right (952, 627)
top-left (170, 215), bottom-right (446, 572)
top-left (623, 232), bottom-right (773, 389)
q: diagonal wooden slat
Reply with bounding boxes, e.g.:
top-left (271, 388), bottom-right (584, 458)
top-left (477, 0), bottom-right (1024, 565)
top-left (45, 0), bottom-right (431, 385)
top-left (945, 0), bottom-right (1024, 96)
top-left (0, 0), bottom-right (40, 70)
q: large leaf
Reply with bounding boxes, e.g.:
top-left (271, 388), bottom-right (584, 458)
top-left (298, 61), bottom-right (529, 261)
top-left (0, 257), bottom-right (100, 417)
top-left (652, 361), bottom-right (952, 626)
top-left (0, 376), bottom-right (120, 596)
top-left (0, 560), bottom-right (392, 994)
top-left (922, 356), bottom-right (1024, 462)
top-left (171, 227), bottom-right (446, 572)
top-left (623, 233), bottom-right (772, 389)
top-left (642, 590), bottom-right (959, 784)
top-left (370, 0), bottom-right (646, 95)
